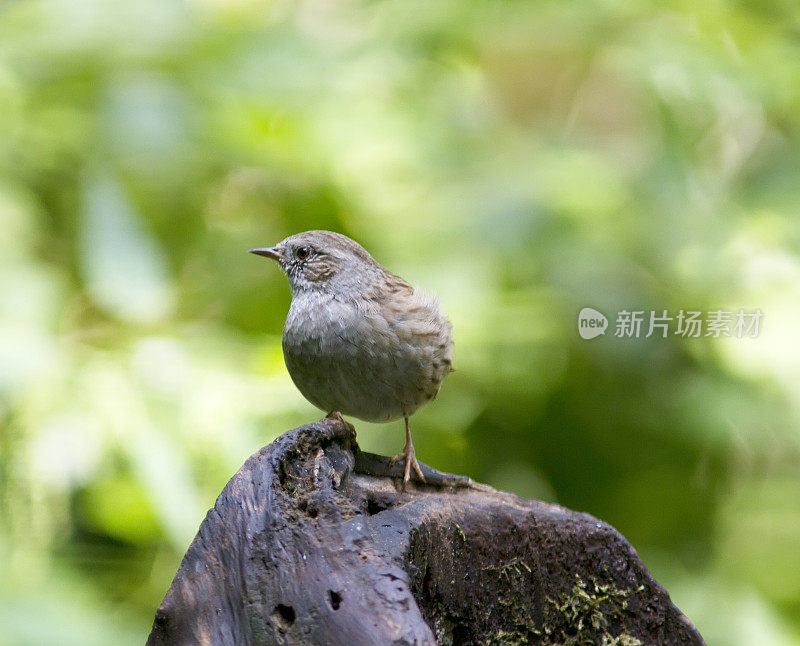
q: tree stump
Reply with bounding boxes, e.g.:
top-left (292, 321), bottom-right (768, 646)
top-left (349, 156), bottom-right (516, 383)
top-left (146, 417), bottom-right (705, 645)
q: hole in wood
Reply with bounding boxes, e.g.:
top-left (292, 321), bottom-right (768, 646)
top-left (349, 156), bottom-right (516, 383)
top-left (452, 624), bottom-right (470, 643)
top-left (365, 496), bottom-right (391, 516)
top-left (154, 608), bottom-right (169, 627)
top-left (274, 604), bottom-right (295, 627)
top-left (328, 590), bottom-right (342, 610)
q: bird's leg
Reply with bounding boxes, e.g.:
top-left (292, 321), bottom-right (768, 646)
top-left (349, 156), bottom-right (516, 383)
top-left (390, 417), bottom-right (426, 485)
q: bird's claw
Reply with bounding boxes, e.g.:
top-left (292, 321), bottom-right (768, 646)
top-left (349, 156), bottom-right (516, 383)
top-left (325, 410), bottom-right (347, 424)
top-left (390, 445), bottom-right (426, 486)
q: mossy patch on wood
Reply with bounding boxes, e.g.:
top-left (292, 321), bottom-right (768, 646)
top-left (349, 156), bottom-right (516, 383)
top-left (538, 574), bottom-right (644, 646)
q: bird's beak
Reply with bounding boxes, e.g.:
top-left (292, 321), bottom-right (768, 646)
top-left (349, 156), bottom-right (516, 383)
top-left (249, 246), bottom-right (284, 262)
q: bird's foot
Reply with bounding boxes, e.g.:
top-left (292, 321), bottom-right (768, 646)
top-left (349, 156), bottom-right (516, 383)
top-left (354, 450), bottom-right (473, 488)
top-left (325, 410), bottom-right (347, 424)
top-left (389, 444), bottom-right (426, 486)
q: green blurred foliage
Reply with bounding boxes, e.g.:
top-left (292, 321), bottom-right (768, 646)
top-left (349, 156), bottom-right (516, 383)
top-left (1, 0), bottom-right (799, 643)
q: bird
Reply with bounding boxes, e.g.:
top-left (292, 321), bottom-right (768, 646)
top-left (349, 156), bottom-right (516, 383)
top-left (250, 230), bottom-right (453, 486)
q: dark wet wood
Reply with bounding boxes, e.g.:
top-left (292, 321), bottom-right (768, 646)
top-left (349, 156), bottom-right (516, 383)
top-left (146, 418), bottom-right (705, 645)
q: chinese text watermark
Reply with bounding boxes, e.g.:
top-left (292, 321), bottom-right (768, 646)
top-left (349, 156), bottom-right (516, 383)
top-left (578, 308), bottom-right (762, 340)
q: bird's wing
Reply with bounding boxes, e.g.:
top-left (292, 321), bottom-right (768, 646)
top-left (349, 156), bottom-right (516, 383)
top-left (379, 277), bottom-right (453, 357)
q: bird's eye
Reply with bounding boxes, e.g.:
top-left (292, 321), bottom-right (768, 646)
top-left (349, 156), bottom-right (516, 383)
top-left (296, 246), bottom-right (311, 260)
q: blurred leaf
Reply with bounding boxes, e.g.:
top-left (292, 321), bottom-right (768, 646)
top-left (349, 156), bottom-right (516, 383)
top-left (79, 174), bottom-right (173, 324)
top-left (716, 476), bottom-right (800, 606)
top-left (79, 475), bottom-right (160, 544)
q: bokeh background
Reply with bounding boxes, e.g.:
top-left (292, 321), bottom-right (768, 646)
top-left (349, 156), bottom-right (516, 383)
top-left (1, 0), bottom-right (800, 644)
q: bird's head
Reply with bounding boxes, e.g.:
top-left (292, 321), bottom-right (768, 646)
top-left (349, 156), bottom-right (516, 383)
top-left (250, 230), bottom-right (382, 295)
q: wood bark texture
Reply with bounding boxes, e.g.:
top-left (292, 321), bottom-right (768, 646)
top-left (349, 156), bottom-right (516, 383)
top-left (146, 417), bottom-right (705, 645)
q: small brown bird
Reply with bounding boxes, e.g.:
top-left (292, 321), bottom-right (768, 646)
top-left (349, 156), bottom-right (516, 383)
top-left (250, 231), bottom-right (454, 485)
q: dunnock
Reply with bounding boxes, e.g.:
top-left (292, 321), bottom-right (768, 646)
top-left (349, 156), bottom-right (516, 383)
top-left (250, 231), bottom-right (453, 485)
